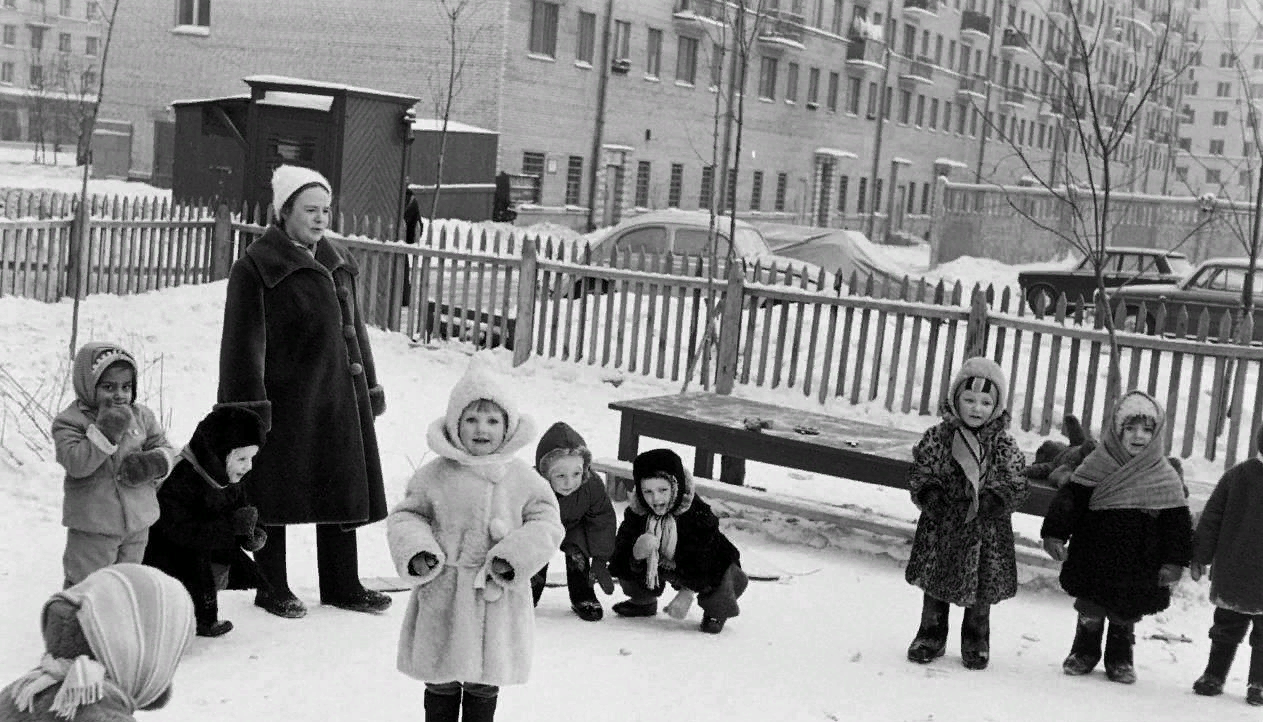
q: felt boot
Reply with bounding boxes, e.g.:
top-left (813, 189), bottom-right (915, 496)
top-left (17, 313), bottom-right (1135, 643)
top-left (700, 615), bottom-right (726, 634)
top-left (612, 599), bottom-right (658, 617)
top-left (960, 604), bottom-right (991, 670)
top-left (907, 594), bottom-right (950, 664)
top-left (1248, 646), bottom-right (1263, 705)
top-left (1104, 621), bottom-right (1137, 684)
top-left (1062, 613), bottom-right (1105, 676)
top-left (423, 689), bottom-right (461, 722)
top-left (323, 587), bottom-right (392, 614)
top-left (194, 592), bottom-right (233, 637)
top-left (461, 690), bottom-right (498, 722)
top-left (1193, 642), bottom-right (1238, 696)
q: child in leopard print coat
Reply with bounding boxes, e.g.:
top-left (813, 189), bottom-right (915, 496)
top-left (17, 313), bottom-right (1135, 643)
top-left (904, 356), bottom-right (1029, 671)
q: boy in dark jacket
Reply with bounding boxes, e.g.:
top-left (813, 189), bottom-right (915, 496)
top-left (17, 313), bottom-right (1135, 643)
top-left (530, 422), bottom-right (617, 621)
top-left (142, 406), bottom-right (269, 637)
top-left (608, 448), bottom-right (747, 634)
top-left (1041, 390), bottom-right (1193, 685)
top-left (1190, 426), bottom-right (1263, 705)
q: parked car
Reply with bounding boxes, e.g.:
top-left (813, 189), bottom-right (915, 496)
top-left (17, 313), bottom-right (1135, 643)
top-left (1109, 257), bottom-right (1263, 340)
top-left (1017, 246), bottom-right (1190, 314)
top-left (574, 209), bottom-right (835, 295)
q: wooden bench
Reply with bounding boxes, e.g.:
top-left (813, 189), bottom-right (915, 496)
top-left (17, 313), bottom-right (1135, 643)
top-left (608, 392), bottom-right (1057, 517)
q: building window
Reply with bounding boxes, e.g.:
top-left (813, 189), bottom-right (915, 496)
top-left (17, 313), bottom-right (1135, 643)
top-left (29, 64), bottom-right (42, 87)
top-left (635, 161), bottom-right (651, 207)
top-left (1210, 139), bottom-right (1225, 155)
top-left (576, 11), bottom-right (595, 64)
top-left (1206, 168), bottom-right (1221, 184)
top-left (699, 165), bottom-right (714, 208)
top-left (775, 172), bottom-right (788, 212)
top-left (827, 71), bottom-right (839, 111)
top-left (613, 20), bottom-right (630, 60)
top-left (907, 182), bottom-right (917, 214)
top-left (1255, 55), bottom-right (1263, 70)
top-left (528, 1), bottom-right (558, 57)
top-left (751, 170), bottom-right (763, 211)
top-left (943, 100), bottom-right (953, 131)
top-left (30, 28), bottom-right (44, 51)
top-left (1217, 82), bottom-right (1232, 98)
top-left (1242, 170), bottom-right (1253, 187)
top-left (786, 62), bottom-right (799, 102)
top-left (60, 0), bottom-right (71, 15)
top-left (1175, 166), bottom-right (1187, 182)
top-left (58, 33), bottom-right (71, 53)
top-left (725, 167), bottom-right (737, 211)
top-left (177, 0), bottom-right (211, 27)
top-left (865, 81), bottom-right (878, 118)
top-left (2, 26), bottom-right (14, 46)
top-left (646, 28), bottom-right (662, 77)
top-left (676, 36), bottom-right (698, 84)
top-left (806, 67), bottom-right (820, 107)
top-left (668, 163), bottom-right (683, 207)
top-left (0, 62), bottom-right (12, 84)
top-left (874, 178), bottom-right (883, 212)
top-left (857, 177), bottom-right (867, 214)
top-left (521, 151), bottom-right (545, 202)
top-left (2, 0), bottom-right (15, 8)
top-left (1178, 137), bottom-right (1191, 151)
top-left (915, 94), bottom-right (925, 127)
top-left (709, 43), bottom-right (724, 87)
top-left (922, 183), bottom-right (931, 215)
top-left (758, 56), bottom-right (777, 99)
top-left (899, 89), bottom-right (912, 124)
top-left (565, 156), bottom-right (583, 206)
top-left (847, 76), bottom-right (861, 114)
top-left (81, 67), bottom-right (95, 89)
top-left (836, 175), bottom-right (848, 213)
top-left (85, 36), bottom-right (97, 56)
top-left (832, 0), bottom-right (845, 35)
top-left (1213, 110), bottom-right (1228, 127)
top-left (85, 1), bottom-right (97, 19)
top-left (928, 98), bottom-right (938, 129)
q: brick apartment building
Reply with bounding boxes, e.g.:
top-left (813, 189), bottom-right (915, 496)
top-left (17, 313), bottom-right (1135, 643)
top-left (103, 0), bottom-right (1187, 229)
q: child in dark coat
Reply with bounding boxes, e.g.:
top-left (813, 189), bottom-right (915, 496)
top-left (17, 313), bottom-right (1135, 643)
top-left (1041, 390), bottom-right (1193, 685)
top-left (1190, 426), bottom-right (1263, 705)
top-left (529, 422), bottom-right (617, 621)
top-left (904, 356), bottom-right (1029, 670)
top-left (142, 406), bottom-right (270, 638)
top-left (608, 448), bottom-right (748, 634)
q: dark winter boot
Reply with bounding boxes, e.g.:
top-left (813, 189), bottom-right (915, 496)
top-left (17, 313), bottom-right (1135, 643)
top-left (1104, 621), bottom-right (1137, 684)
top-left (461, 690), bottom-right (498, 722)
top-left (1193, 642), bottom-right (1238, 696)
top-left (907, 595), bottom-right (950, 664)
top-left (423, 689), bottom-right (461, 722)
top-left (612, 599), bottom-right (658, 618)
top-left (194, 592), bottom-right (233, 637)
top-left (1248, 647), bottom-right (1263, 706)
top-left (1062, 614), bottom-right (1105, 676)
top-left (960, 604), bottom-right (991, 670)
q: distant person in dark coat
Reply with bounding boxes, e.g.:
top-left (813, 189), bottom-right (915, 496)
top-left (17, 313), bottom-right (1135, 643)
top-left (217, 164), bottom-right (391, 620)
top-left (492, 172), bottom-right (518, 223)
top-left (1041, 390), bottom-right (1193, 685)
top-left (1190, 426), bottom-right (1263, 704)
top-left (608, 448), bottom-right (747, 634)
top-left (530, 422), bottom-right (617, 621)
top-left (142, 406), bottom-right (270, 638)
top-left (404, 189), bottom-right (424, 244)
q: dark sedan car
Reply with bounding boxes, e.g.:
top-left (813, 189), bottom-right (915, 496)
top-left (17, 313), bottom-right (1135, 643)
top-left (1018, 247), bottom-right (1190, 313)
top-left (1110, 257), bottom-right (1263, 340)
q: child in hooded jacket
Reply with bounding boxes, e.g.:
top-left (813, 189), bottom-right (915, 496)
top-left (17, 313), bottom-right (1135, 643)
top-left (1041, 390), bottom-right (1193, 685)
top-left (608, 448), bottom-right (748, 634)
top-left (387, 356), bottom-right (563, 722)
top-left (529, 422), bottom-right (617, 621)
top-left (904, 356), bottom-right (1029, 671)
top-left (0, 563), bottom-right (194, 722)
top-left (142, 406), bottom-right (270, 638)
top-left (51, 343), bottom-right (177, 588)
top-left (1189, 426), bottom-right (1263, 705)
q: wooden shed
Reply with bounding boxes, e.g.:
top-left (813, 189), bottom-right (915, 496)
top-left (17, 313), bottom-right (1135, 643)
top-left (407, 118), bottom-right (499, 222)
top-left (170, 94), bottom-right (250, 204)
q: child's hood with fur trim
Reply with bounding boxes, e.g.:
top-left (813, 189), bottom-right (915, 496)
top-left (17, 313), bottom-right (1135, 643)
top-left (534, 421), bottom-right (592, 474)
top-left (427, 355), bottom-right (536, 466)
top-left (627, 464), bottom-right (696, 518)
top-left (71, 342), bottom-right (138, 408)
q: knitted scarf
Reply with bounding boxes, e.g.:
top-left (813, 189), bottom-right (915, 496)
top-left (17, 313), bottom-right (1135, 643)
top-left (1071, 392), bottom-right (1187, 511)
top-left (951, 426), bottom-right (989, 522)
top-left (643, 474), bottom-right (681, 589)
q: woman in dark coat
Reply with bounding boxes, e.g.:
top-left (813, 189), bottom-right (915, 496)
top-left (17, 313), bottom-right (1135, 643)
top-left (216, 164), bottom-right (391, 618)
top-left (142, 406), bottom-right (269, 637)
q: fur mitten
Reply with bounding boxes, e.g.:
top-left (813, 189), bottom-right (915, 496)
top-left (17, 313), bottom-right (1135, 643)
top-left (95, 404), bottom-right (133, 444)
top-left (977, 490), bottom-right (1005, 517)
top-left (241, 526), bottom-right (267, 553)
top-left (916, 486), bottom-right (945, 513)
top-left (408, 551), bottom-right (439, 576)
top-left (665, 588), bottom-right (695, 620)
top-left (118, 449), bottom-right (168, 485)
top-left (490, 557), bottom-right (515, 582)
top-left (369, 385), bottom-right (386, 417)
top-left (231, 506), bottom-right (259, 535)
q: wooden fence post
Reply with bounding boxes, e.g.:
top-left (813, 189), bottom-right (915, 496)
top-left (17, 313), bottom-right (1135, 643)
top-left (210, 203), bottom-right (233, 281)
top-left (512, 236), bottom-right (538, 367)
top-left (714, 262), bottom-right (746, 395)
top-left (964, 285), bottom-right (990, 358)
top-left (63, 197), bottom-right (86, 300)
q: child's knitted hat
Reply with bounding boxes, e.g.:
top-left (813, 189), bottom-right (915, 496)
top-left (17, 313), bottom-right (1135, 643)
top-left (946, 356), bottom-right (1007, 423)
top-left (535, 421), bottom-right (593, 477)
top-left (1113, 390), bottom-right (1162, 436)
top-left (271, 164), bottom-right (331, 216)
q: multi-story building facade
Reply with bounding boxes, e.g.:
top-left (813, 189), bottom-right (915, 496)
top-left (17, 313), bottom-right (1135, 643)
top-left (0, 0), bottom-right (104, 144)
top-left (103, 0), bottom-right (1189, 230)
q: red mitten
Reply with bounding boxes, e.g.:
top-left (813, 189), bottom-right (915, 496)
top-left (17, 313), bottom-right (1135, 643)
top-left (118, 449), bottom-right (168, 486)
top-left (95, 405), bottom-right (133, 444)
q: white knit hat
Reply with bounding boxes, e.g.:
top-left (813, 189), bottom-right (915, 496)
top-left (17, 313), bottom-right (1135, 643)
top-left (271, 164), bottom-right (332, 216)
top-left (1112, 390), bottom-right (1163, 436)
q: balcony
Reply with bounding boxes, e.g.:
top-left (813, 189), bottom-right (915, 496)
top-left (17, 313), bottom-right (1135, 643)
top-left (1046, 47), bottom-right (1066, 70)
top-left (902, 0), bottom-right (938, 24)
top-left (1000, 28), bottom-right (1029, 58)
top-left (673, 0), bottom-right (727, 26)
top-left (845, 37), bottom-right (885, 73)
top-left (1151, 12), bottom-right (1169, 34)
top-left (898, 55), bottom-right (934, 85)
top-left (956, 75), bottom-right (986, 101)
top-left (960, 10), bottom-right (990, 44)
top-left (1039, 97), bottom-right (1063, 120)
top-left (1047, 0), bottom-right (1070, 24)
top-left (1068, 56), bottom-right (1088, 81)
top-left (758, 8), bottom-right (806, 50)
top-left (998, 87), bottom-right (1026, 111)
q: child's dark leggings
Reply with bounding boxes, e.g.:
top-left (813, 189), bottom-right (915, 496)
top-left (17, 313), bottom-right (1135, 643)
top-left (1210, 607), bottom-right (1263, 647)
top-left (424, 681), bottom-right (498, 699)
top-left (620, 562), bottom-right (749, 619)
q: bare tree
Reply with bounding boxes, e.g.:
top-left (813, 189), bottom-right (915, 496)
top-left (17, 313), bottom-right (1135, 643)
top-left (26, 44), bottom-right (52, 164)
top-left (424, 0), bottom-right (489, 221)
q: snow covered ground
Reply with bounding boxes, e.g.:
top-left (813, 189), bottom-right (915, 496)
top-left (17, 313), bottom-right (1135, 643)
top-left (0, 283), bottom-right (1253, 721)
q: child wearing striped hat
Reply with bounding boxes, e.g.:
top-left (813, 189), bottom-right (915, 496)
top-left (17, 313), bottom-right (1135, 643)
top-left (904, 356), bottom-right (1029, 670)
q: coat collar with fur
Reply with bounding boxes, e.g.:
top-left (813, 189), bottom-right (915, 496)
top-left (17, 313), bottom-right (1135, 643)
top-left (246, 225), bottom-right (358, 289)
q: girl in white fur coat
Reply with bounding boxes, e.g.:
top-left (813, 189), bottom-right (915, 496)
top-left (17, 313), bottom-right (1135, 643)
top-left (387, 356), bottom-right (563, 722)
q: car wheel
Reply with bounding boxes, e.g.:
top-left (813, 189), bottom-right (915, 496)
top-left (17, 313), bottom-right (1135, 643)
top-left (1025, 284), bottom-right (1059, 315)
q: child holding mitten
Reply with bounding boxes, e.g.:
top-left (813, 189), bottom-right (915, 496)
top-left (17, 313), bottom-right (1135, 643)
top-left (387, 356), bottom-right (563, 722)
top-left (608, 448), bottom-right (748, 634)
top-left (904, 356), bottom-right (1029, 671)
top-left (529, 421), bottom-right (617, 621)
top-left (143, 406), bottom-right (270, 637)
top-left (1041, 390), bottom-right (1193, 685)
top-left (1188, 426), bottom-right (1263, 705)
top-left (51, 343), bottom-right (176, 588)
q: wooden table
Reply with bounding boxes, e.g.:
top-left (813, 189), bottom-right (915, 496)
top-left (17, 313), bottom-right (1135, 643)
top-left (609, 392), bottom-right (1055, 517)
